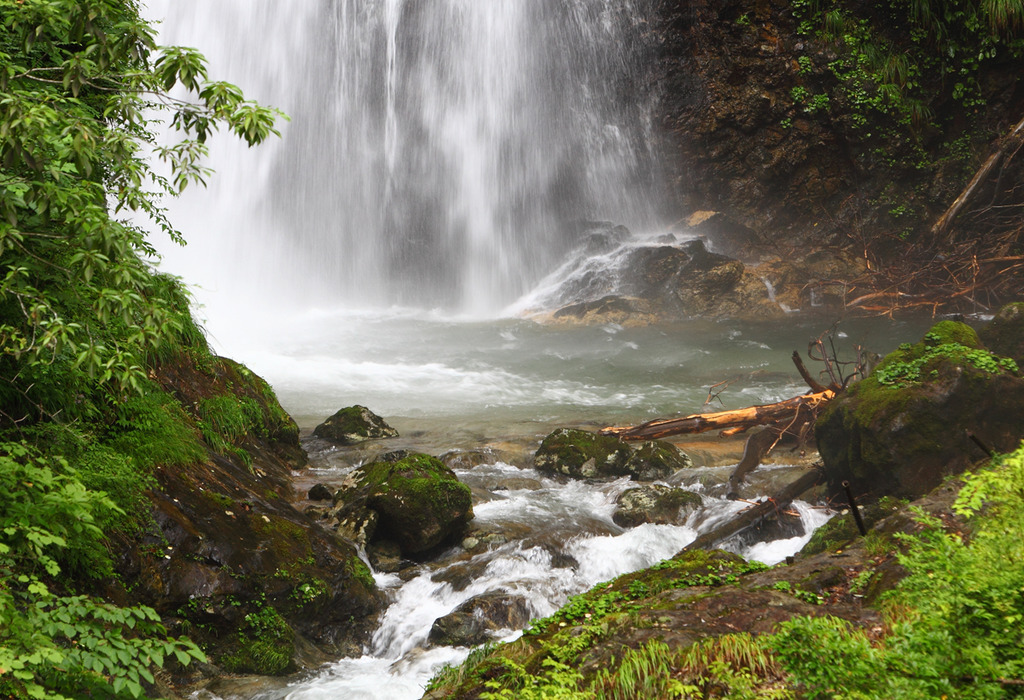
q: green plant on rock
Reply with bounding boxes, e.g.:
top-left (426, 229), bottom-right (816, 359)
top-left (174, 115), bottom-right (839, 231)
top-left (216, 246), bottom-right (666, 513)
top-left (0, 442), bottom-right (205, 699)
top-left (773, 442), bottom-right (1024, 697)
top-left (221, 605), bottom-right (295, 676)
top-left (0, 2), bottom-right (284, 696)
top-left (592, 641), bottom-right (699, 700)
top-left (105, 388), bottom-right (206, 471)
top-left (873, 340), bottom-right (1017, 388)
top-left (481, 658), bottom-right (587, 700)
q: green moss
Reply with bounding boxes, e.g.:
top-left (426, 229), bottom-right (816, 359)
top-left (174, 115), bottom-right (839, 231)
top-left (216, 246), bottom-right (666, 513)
top-left (220, 605), bottom-right (296, 676)
top-left (202, 491), bottom-right (234, 509)
top-left (526, 550), bottom-right (765, 637)
top-left (432, 549), bottom-right (771, 697)
top-left (353, 453), bottom-right (473, 552)
top-left (923, 320), bottom-right (982, 349)
top-left (872, 322), bottom-right (1015, 388)
top-left (533, 428), bottom-right (631, 477)
top-left (254, 515), bottom-right (314, 563)
top-left (346, 557), bottom-right (375, 590)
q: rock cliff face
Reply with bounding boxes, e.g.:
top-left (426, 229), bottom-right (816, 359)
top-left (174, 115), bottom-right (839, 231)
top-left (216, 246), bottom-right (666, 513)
top-left (652, 0), bottom-right (1024, 263)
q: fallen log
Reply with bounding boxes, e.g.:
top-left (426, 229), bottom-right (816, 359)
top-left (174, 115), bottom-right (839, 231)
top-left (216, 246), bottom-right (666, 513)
top-left (598, 389), bottom-right (835, 441)
top-left (682, 466), bottom-right (824, 553)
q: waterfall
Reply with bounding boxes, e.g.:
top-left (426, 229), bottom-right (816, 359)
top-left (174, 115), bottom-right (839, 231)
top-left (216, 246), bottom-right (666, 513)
top-left (153, 0), bottom-right (663, 318)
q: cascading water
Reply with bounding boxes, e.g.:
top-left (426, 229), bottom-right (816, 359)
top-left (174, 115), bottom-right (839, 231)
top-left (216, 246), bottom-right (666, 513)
top-left (153, 0), bottom-right (662, 317)
top-left (145, 5), bottom-right (925, 700)
top-left (226, 460), bottom-right (833, 700)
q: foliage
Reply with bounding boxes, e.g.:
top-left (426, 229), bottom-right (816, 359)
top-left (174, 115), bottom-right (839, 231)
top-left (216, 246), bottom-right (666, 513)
top-left (0, 442), bottom-right (205, 699)
top-left (0, 2), bottom-right (285, 696)
top-left (870, 321), bottom-right (1017, 388)
top-left (873, 341), bottom-right (1017, 387)
top-left (0, 0), bottom-right (283, 424)
top-left (773, 442), bottom-right (1024, 698)
top-left (592, 641), bottom-right (698, 700)
top-left (676, 634), bottom-right (793, 700)
top-left (105, 388), bottom-right (206, 470)
top-left (194, 394), bottom-right (264, 467)
top-left (220, 605), bottom-right (295, 676)
top-left (480, 658), bottom-right (588, 700)
top-left (790, 0), bottom-right (1024, 193)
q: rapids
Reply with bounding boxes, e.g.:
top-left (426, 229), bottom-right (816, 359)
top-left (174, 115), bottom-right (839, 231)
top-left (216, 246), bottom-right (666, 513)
top-left (144, 3), bottom-right (933, 698)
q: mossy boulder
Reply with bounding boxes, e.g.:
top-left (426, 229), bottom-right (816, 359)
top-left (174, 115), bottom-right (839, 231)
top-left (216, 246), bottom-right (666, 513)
top-left (313, 405), bottom-right (398, 445)
top-left (335, 453), bottom-right (473, 555)
top-left (612, 484), bottom-right (702, 528)
top-left (533, 428), bottom-right (632, 479)
top-left (980, 302), bottom-right (1024, 365)
top-left (624, 440), bottom-right (694, 480)
top-left (816, 321), bottom-right (1024, 500)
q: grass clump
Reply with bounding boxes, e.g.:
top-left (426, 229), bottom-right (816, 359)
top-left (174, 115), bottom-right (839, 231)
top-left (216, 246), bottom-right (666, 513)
top-left (106, 389), bottom-right (206, 471)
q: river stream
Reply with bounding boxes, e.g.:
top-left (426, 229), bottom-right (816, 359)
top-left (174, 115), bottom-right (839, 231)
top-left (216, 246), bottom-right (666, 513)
top-left (144, 3), bottom-right (934, 697)
top-left (189, 311), bottom-right (928, 700)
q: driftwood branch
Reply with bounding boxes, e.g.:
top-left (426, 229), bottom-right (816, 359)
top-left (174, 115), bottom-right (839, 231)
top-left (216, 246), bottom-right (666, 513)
top-left (930, 113), bottom-right (1024, 245)
top-left (683, 467), bottom-right (824, 552)
top-left (792, 350), bottom-right (830, 393)
top-left (598, 390), bottom-right (835, 441)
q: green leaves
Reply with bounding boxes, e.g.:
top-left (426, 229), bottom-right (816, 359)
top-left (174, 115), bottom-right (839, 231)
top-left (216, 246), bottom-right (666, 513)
top-left (772, 444), bottom-right (1024, 698)
top-left (0, 0), bottom-right (283, 423)
top-left (0, 441), bottom-right (207, 698)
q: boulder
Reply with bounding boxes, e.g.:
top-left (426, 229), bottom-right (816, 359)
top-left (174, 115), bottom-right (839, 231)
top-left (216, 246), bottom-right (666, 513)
top-left (307, 483), bottom-right (333, 501)
top-left (612, 485), bottom-right (702, 528)
top-left (313, 405), bottom-right (398, 445)
top-left (816, 321), bottom-right (1024, 500)
top-left (333, 453), bottom-right (473, 555)
top-left (550, 295), bottom-right (660, 326)
top-left (624, 440), bottom-right (694, 480)
top-left (979, 302), bottom-right (1024, 365)
top-left (366, 540), bottom-right (412, 573)
top-left (331, 500), bottom-right (379, 547)
top-left (427, 592), bottom-right (533, 648)
top-left (574, 220), bottom-right (631, 255)
top-left (533, 428), bottom-right (632, 479)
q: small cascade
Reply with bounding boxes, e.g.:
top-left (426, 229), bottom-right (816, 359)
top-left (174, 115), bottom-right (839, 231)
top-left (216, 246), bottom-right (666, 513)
top-left (257, 461), bottom-right (832, 700)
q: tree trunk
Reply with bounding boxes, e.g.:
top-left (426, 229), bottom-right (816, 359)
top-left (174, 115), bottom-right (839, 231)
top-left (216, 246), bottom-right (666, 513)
top-left (682, 467), bottom-right (824, 553)
top-left (599, 390), bottom-right (835, 441)
top-left (929, 113), bottom-right (1024, 246)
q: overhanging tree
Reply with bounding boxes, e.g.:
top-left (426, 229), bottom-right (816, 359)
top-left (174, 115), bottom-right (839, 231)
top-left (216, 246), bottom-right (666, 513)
top-left (0, 2), bottom-right (283, 696)
top-left (0, 0), bottom-right (283, 425)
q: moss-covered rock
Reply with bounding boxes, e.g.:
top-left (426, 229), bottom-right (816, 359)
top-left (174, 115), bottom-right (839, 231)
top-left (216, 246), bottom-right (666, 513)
top-left (313, 405), bottom-right (398, 445)
top-left (98, 358), bottom-right (386, 681)
top-left (336, 453), bottom-right (473, 555)
top-left (533, 428), bottom-right (632, 479)
top-left (816, 322), bottom-right (1024, 500)
top-left (624, 440), bottom-right (694, 480)
top-left (799, 497), bottom-right (906, 556)
top-left (980, 302), bottom-right (1024, 365)
top-left (612, 484), bottom-right (702, 527)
